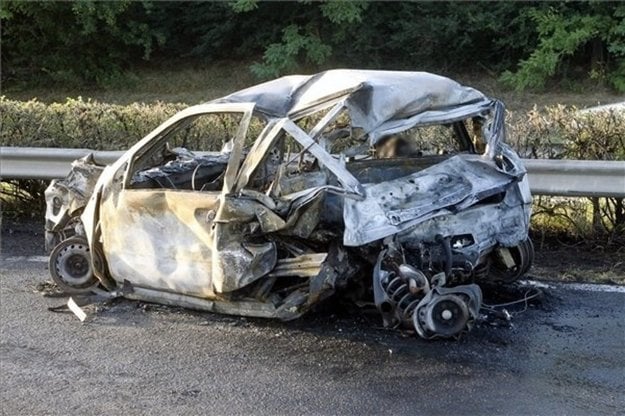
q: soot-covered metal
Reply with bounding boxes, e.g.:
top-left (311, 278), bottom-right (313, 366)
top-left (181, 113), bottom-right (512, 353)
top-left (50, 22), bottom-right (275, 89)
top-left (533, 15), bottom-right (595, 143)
top-left (45, 70), bottom-right (533, 339)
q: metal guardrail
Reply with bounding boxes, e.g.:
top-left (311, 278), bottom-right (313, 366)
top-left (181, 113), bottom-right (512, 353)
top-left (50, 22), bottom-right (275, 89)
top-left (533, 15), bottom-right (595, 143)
top-left (1, 147), bottom-right (121, 180)
top-left (522, 159), bottom-right (625, 198)
top-left (1, 146), bottom-right (624, 197)
top-left (578, 101), bottom-right (625, 114)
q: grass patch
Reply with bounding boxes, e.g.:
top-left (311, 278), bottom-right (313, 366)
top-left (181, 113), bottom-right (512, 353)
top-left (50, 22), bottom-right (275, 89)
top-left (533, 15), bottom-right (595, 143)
top-left (530, 240), bottom-right (625, 285)
top-left (3, 62), bottom-right (258, 106)
top-left (448, 69), bottom-right (623, 112)
top-left (3, 61), bottom-right (623, 112)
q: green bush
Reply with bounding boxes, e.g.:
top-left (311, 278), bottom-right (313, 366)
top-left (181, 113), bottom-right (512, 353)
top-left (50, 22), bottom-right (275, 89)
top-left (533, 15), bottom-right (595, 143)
top-left (0, 96), bottom-right (185, 149)
top-left (500, 4), bottom-right (625, 92)
top-left (1, 1), bottom-right (165, 87)
top-left (507, 105), bottom-right (625, 243)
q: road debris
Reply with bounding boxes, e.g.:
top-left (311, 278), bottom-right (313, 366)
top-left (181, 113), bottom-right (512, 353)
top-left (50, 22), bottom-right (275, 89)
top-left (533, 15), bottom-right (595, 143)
top-left (67, 297), bottom-right (87, 322)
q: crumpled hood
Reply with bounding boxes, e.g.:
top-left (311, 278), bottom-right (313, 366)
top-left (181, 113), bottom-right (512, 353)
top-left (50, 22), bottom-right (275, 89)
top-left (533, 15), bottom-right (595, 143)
top-left (44, 155), bottom-right (105, 232)
top-left (343, 155), bottom-right (522, 246)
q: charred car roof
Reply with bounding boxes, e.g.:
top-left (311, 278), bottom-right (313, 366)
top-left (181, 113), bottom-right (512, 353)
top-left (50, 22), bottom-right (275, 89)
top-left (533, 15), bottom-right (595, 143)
top-left (213, 69), bottom-right (493, 144)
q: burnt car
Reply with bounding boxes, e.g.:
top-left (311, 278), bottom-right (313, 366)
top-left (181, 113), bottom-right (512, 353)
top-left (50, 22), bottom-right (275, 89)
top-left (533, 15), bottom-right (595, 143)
top-left (45, 70), bottom-right (533, 339)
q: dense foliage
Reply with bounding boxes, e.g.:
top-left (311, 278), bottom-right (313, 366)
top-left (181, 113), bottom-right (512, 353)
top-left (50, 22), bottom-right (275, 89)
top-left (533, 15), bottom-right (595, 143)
top-left (1, 1), bottom-right (165, 86)
top-left (2, 1), bottom-right (624, 90)
top-left (0, 97), bottom-right (185, 149)
top-left (500, 2), bottom-right (625, 92)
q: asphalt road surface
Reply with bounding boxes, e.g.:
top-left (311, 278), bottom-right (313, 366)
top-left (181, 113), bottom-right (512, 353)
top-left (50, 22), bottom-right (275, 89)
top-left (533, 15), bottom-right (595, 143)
top-left (1, 224), bottom-right (624, 415)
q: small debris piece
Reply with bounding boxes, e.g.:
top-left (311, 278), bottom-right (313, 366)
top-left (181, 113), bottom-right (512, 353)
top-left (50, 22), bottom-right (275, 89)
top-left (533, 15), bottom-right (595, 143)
top-left (67, 297), bottom-right (87, 322)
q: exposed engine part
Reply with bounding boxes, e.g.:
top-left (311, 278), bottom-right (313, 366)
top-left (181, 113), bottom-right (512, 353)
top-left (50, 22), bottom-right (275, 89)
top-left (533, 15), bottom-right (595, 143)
top-left (413, 284), bottom-right (482, 339)
top-left (402, 235), bottom-right (484, 287)
top-left (374, 239), bottom-right (484, 339)
top-left (49, 237), bottom-right (99, 293)
top-left (422, 294), bottom-right (469, 336)
top-left (372, 235), bottom-right (535, 339)
top-left (473, 259), bottom-right (490, 280)
top-left (436, 234), bottom-right (452, 278)
top-left (379, 264), bottom-right (430, 324)
top-left (45, 215), bottom-right (85, 253)
top-left (400, 264), bottom-right (430, 295)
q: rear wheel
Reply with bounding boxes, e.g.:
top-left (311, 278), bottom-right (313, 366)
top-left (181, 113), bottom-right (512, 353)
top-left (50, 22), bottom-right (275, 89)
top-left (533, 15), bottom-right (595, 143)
top-left (489, 238), bottom-right (534, 283)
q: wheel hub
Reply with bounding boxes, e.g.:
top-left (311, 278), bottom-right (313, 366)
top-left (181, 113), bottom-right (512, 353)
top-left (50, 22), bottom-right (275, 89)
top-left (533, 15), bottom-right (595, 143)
top-left (427, 295), bottom-right (469, 337)
top-left (49, 237), bottom-right (98, 293)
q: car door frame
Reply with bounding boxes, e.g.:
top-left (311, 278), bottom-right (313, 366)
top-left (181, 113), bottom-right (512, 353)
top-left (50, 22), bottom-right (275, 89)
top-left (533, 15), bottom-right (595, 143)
top-left (87, 102), bottom-right (256, 297)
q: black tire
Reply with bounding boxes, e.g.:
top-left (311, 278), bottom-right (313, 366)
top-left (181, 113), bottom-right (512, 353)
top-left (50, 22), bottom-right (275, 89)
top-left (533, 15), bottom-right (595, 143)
top-left (489, 238), bottom-right (533, 283)
top-left (49, 237), bottom-right (98, 294)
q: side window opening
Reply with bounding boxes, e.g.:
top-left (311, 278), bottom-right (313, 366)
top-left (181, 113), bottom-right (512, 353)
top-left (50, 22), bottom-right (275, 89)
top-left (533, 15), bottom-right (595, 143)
top-left (374, 122), bottom-right (471, 159)
top-left (465, 116), bottom-right (487, 154)
top-left (165, 112), bottom-right (243, 152)
top-left (338, 119), bottom-right (481, 186)
top-left (128, 112), bottom-right (265, 191)
top-left (248, 133), bottom-right (327, 197)
top-left (323, 116), bottom-right (480, 161)
top-left (246, 105), bottom-right (354, 196)
top-left (296, 105), bottom-right (353, 154)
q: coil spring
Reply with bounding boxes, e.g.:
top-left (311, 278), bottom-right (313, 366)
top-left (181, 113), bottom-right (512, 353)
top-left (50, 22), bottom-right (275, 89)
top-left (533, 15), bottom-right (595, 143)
top-left (473, 261), bottom-right (489, 280)
top-left (383, 273), bottom-right (422, 322)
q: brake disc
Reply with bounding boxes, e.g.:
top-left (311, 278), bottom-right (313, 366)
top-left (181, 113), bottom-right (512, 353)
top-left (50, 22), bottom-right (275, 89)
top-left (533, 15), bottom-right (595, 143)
top-left (423, 294), bottom-right (469, 337)
top-left (413, 284), bottom-right (482, 339)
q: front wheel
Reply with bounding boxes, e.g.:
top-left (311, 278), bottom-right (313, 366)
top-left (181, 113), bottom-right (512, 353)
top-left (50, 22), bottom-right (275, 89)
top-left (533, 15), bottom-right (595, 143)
top-left (49, 236), bottom-right (99, 294)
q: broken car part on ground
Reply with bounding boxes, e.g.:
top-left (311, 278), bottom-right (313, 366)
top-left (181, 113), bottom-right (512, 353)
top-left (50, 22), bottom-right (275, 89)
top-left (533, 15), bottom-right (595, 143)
top-left (45, 70), bottom-right (533, 339)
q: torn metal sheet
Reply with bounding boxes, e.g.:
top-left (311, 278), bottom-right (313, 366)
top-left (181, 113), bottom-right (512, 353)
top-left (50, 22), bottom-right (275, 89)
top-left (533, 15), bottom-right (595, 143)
top-left (45, 70), bottom-right (533, 340)
top-left (343, 153), bottom-right (527, 246)
top-left (44, 155), bottom-right (105, 251)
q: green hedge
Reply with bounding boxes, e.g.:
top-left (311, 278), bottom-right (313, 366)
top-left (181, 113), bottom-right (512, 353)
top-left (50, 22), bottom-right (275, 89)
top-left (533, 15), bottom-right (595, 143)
top-left (507, 105), bottom-right (625, 242)
top-left (0, 96), bottom-right (186, 150)
top-left (507, 104), bottom-right (625, 161)
top-left (3, 96), bottom-right (624, 159)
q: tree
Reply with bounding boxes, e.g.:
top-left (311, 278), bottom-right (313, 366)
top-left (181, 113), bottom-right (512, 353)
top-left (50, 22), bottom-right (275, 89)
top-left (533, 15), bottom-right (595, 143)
top-left (501, 2), bottom-right (625, 92)
top-left (1, 1), bottom-right (164, 86)
top-left (231, 0), bottom-right (368, 78)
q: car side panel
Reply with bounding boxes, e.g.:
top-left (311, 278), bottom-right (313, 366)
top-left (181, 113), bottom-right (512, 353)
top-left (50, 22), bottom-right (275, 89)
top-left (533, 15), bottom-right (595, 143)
top-left (100, 189), bottom-right (219, 298)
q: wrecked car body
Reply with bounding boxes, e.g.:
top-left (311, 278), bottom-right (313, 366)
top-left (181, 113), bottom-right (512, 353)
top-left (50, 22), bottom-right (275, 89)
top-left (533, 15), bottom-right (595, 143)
top-left (45, 70), bottom-right (533, 339)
